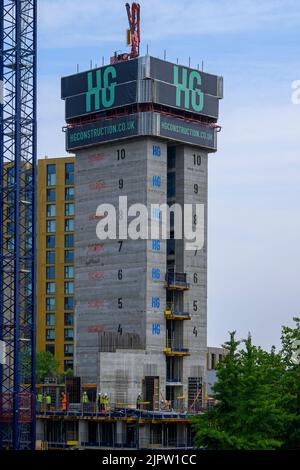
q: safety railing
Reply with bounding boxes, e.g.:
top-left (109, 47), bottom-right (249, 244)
top-left (164, 339), bottom-right (190, 356)
top-left (165, 272), bottom-right (190, 290)
top-left (165, 305), bottom-right (191, 320)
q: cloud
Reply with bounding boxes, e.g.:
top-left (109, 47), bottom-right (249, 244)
top-left (38, 0), bottom-right (300, 48)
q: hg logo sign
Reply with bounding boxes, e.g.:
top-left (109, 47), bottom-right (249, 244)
top-left (173, 66), bottom-right (204, 113)
top-left (86, 66), bottom-right (117, 112)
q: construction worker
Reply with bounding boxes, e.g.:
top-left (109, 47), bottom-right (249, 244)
top-left (97, 393), bottom-right (102, 412)
top-left (46, 393), bottom-right (52, 412)
top-left (37, 392), bottom-right (43, 412)
top-left (61, 392), bottom-right (67, 412)
top-left (136, 394), bottom-right (142, 410)
top-left (100, 393), bottom-right (105, 411)
top-left (82, 391), bottom-right (89, 411)
top-left (103, 393), bottom-right (109, 411)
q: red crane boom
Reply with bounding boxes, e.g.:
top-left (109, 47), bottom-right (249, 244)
top-left (126, 2), bottom-right (141, 59)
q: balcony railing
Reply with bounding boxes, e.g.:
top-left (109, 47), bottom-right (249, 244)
top-left (165, 272), bottom-right (190, 290)
top-left (164, 342), bottom-right (190, 357)
top-left (165, 306), bottom-right (191, 320)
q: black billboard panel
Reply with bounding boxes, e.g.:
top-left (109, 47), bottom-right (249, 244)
top-left (66, 114), bottom-right (139, 150)
top-left (66, 112), bottom-right (217, 152)
top-left (61, 59), bottom-right (139, 99)
top-left (65, 79), bottom-right (219, 121)
top-left (149, 57), bottom-right (223, 99)
top-left (160, 115), bottom-right (217, 149)
top-left (65, 81), bottom-right (137, 120)
top-left (156, 81), bottom-right (219, 119)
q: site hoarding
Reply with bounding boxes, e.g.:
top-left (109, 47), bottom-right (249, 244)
top-left (66, 112), bottom-right (217, 151)
top-left (62, 56), bottom-right (222, 121)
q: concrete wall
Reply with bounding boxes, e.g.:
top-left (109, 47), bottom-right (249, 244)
top-left (174, 146), bottom-right (208, 400)
top-left (74, 136), bottom-right (209, 408)
top-left (75, 137), bottom-right (167, 400)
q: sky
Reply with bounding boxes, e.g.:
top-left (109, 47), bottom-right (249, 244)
top-left (38, 0), bottom-right (300, 350)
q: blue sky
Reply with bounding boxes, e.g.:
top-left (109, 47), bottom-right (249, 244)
top-left (38, 0), bottom-right (300, 350)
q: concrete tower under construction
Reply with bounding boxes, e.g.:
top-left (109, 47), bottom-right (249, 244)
top-left (61, 55), bottom-right (223, 411)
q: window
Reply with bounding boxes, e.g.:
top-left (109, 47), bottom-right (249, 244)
top-left (46, 282), bottom-right (56, 295)
top-left (211, 353), bottom-right (216, 370)
top-left (46, 220), bottom-right (56, 233)
top-left (46, 235), bottom-right (55, 249)
top-left (65, 218), bottom-right (74, 232)
top-left (65, 162), bottom-right (74, 185)
top-left (64, 360), bottom-right (73, 372)
top-left (65, 281), bottom-right (74, 295)
top-left (46, 266), bottom-right (55, 280)
top-left (64, 344), bottom-right (74, 357)
top-left (65, 234), bottom-right (74, 248)
top-left (64, 266), bottom-right (74, 279)
top-left (46, 297), bottom-right (56, 311)
top-left (65, 203), bottom-right (74, 217)
top-left (64, 313), bottom-right (74, 326)
top-left (65, 187), bottom-right (74, 201)
top-left (64, 328), bottom-right (74, 341)
top-left (47, 204), bottom-right (56, 217)
top-left (47, 189), bottom-right (56, 202)
top-left (64, 297), bottom-right (74, 310)
top-left (167, 147), bottom-right (176, 169)
top-left (167, 172), bottom-right (176, 198)
top-left (47, 164), bottom-right (56, 186)
top-left (46, 329), bottom-right (55, 341)
top-left (46, 344), bottom-right (55, 355)
top-left (65, 250), bottom-right (74, 263)
top-left (46, 313), bottom-right (55, 327)
top-left (46, 251), bottom-right (55, 265)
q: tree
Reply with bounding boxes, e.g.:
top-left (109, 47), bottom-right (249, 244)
top-left (193, 332), bottom-right (293, 450)
top-left (280, 317), bottom-right (300, 449)
top-left (36, 351), bottom-right (59, 383)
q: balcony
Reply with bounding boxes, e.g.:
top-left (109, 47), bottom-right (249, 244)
top-left (165, 307), bottom-right (191, 321)
top-left (164, 341), bottom-right (190, 357)
top-left (164, 272), bottom-right (190, 291)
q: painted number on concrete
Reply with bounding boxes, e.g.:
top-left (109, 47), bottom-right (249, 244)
top-left (152, 324), bottom-right (161, 335)
top-left (152, 297), bottom-right (160, 309)
top-left (153, 146), bottom-right (161, 157)
top-left (152, 268), bottom-right (161, 280)
top-left (152, 240), bottom-right (161, 251)
top-left (152, 176), bottom-right (161, 188)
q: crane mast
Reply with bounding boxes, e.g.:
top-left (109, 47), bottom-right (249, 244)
top-left (111, 2), bottom-right (141, 64)
top-left (0, 0), bottom-right (37, 450)
top-left (126, 2), bottom-right (141, 59)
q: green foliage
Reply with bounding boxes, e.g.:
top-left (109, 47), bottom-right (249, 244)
top-left (193, 319), bottom-right (300, 450)
top-left (36, 351), bottom-right (59, 383)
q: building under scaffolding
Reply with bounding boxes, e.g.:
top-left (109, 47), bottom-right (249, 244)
top-left (36, 408), bottom-right (195, 450)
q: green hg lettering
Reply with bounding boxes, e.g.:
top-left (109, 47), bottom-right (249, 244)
top-left (86, 66), bottom-right (117, 112)
top-left (173, 66), bottom-right (204, 112)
